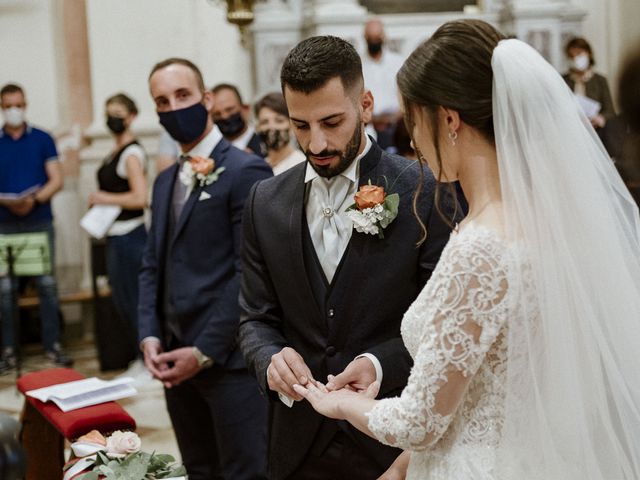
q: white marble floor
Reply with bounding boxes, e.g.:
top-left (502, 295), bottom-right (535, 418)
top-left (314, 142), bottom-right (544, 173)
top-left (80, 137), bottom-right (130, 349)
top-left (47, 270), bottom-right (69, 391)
top-left (0, 339), bottom-right (181, 465)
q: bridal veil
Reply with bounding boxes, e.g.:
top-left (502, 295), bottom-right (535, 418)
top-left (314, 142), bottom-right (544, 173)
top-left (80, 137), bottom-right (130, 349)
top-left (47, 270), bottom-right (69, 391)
top-left (492, 39), bottom-right (640, 479)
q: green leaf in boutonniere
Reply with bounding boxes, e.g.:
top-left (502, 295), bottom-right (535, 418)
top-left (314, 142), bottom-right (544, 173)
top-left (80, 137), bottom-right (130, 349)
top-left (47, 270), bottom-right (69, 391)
top-left (379, 193), bottom-right (399, 229)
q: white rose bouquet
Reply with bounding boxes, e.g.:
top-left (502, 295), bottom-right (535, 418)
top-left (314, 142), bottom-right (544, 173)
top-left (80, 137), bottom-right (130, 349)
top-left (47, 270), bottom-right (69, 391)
top-left (63, 430), bottom-right (186, 480)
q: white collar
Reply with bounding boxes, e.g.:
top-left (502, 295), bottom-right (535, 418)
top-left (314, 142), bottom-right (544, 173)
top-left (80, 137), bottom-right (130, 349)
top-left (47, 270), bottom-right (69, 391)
top-left (182, 125), bottom-right (223, 158)
top-left (304, 134), bottom-right (372, 184)
top-left (231, 125), bottom-right (255, 150)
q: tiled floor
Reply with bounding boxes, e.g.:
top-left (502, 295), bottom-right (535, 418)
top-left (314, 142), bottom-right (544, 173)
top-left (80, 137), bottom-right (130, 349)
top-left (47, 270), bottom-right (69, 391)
top-left (0, 338), bottom-right (181, 465)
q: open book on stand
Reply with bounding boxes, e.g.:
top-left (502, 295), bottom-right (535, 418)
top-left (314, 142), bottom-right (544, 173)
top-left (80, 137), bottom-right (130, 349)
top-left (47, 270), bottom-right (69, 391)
top-left (26, 377), bottom-right (137, 412)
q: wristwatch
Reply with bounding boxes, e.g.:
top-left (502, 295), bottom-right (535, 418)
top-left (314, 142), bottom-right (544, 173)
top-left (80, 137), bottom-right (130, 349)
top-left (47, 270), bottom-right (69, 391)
top-left (191, 347), bottom-right (213, 369)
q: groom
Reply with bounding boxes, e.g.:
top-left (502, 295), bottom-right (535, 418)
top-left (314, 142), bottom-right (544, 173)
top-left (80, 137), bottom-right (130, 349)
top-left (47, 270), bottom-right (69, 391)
top-left (239, 36), bottom-right (453, 479)
top-left (139, 58), bottom-right (272, 479)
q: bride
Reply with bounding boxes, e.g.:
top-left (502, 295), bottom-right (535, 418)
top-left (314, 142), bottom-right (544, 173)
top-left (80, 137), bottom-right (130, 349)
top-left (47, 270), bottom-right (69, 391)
top-left (293, 19), bottom-right (640, 479)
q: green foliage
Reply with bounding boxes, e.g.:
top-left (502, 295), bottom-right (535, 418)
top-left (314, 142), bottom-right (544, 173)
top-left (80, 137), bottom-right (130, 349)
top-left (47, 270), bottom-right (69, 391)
top-left (73, 451), bottom-right (185, 480)
top-left (380, 193), bottom-right (400, 229)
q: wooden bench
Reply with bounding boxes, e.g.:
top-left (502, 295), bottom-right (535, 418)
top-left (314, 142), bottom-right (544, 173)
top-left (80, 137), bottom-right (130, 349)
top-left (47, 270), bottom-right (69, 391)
top-left (16, 368), bottom-right (136, 480)
top-left (17, 288), bottom-right (111, 309)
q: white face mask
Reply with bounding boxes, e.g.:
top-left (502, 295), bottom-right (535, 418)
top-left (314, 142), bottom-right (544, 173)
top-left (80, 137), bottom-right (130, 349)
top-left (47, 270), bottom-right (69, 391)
top-left (2, 106), bottom-right (25, 127)
top-left (571, 53), bottom-right (590, 72)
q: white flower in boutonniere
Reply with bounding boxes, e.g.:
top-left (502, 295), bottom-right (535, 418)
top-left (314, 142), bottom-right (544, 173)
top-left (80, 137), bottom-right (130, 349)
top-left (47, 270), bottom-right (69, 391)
top-left (345, 182), bottom-right (399, 239)
top-left (179, 155), bottom-right (226, 188)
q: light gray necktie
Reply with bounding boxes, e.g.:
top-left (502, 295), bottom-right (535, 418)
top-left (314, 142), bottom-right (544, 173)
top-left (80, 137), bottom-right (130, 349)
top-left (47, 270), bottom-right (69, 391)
top-left (314, 175), bottom-right (352, 283)
top-left (172, 155), bottom-right (190, 222)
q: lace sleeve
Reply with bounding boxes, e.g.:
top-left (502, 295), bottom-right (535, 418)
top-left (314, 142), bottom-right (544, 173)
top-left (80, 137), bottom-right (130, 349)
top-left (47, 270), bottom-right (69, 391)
top-left (366, 234), bottom-right (510, 451)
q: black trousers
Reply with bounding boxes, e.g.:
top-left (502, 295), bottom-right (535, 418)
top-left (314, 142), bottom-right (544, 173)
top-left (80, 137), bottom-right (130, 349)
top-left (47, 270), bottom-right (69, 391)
top-left (165, 367), bottom-right (268, 480)
top-left (286, 430), bottom-right (390, 480)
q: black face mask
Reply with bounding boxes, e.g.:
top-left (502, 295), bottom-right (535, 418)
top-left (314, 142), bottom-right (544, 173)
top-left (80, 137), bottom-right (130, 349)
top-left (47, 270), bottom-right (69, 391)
top-left (259, 128), bottom-right (290, 151)
top-left (106, 116), bottom-right (126, 134)
top-left (367, 41), bottom-right (383, 56)
top-left (215, 112), bottom-right (246, 138)
top-left (158, 102), bottom-right (209, 144)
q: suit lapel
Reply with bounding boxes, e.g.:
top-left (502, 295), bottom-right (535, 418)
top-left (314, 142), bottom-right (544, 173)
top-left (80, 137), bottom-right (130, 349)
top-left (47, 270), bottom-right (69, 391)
top-left (154, 164), bottom-right (178, 255)
top-left (357, 139), bottom-right (383, 189)
top-left (171, 139), bottom-right (231, 244)
top-left (288, 167), bottom-right (326, 325)
top-left (328, 139), bottom-right (383, 286)
top-left (327, 141), bottom-right (385, 342)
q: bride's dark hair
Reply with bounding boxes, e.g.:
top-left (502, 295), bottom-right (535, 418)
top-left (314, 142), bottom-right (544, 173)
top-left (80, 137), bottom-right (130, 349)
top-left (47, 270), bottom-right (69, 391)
top-left (397, 19), bottom-right (505, 241)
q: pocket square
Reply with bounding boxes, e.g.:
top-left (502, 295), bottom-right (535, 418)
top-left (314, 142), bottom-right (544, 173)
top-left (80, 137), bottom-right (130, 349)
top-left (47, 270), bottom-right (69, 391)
top-left (198, 191), bottom-right (211, 201)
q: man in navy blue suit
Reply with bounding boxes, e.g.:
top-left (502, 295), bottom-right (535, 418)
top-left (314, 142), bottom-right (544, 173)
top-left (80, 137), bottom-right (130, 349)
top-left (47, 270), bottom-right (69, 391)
top-left (138, 57), bottom-right (272, 480)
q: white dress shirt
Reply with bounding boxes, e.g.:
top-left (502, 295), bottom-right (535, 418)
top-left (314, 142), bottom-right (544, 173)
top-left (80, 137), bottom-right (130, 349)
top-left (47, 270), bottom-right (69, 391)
top-left (231, 125), bottom-right (255, 151)
top-left (304, 136), bottom-right (372, 283)
top-left (272, 149), bottom-right (306, 176)
top-left (361, 49), bottom-right (405, 117)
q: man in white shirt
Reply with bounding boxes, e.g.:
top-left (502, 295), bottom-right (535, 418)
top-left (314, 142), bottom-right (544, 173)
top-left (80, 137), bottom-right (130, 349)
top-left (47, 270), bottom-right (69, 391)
top-left (361, 18), bottom-right (405, 150)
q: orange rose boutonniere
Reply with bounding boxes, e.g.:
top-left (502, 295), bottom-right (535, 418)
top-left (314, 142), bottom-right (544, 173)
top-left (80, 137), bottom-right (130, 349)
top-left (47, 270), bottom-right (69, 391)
top-left (354, 184), bottom-right (386, 209)
top-left (179, 155), bottom-right (226, 188)
top-left (346, 181), bottom-right (399, 238)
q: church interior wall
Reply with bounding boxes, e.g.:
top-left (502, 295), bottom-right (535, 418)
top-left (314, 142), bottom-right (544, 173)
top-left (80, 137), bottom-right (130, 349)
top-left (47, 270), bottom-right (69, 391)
top-left (0, 0), bottom-right (638, 298)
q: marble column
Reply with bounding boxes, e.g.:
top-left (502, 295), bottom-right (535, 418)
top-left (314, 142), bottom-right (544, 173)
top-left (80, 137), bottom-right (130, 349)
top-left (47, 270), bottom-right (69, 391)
top-left (303, 0), bottom-right (368, 42)
top-left (50, 0), bottom-right (93, 293)
top-left (251, 0), bottom-right (301, 94)
top-left (500, 0), bottom-right (586, 69)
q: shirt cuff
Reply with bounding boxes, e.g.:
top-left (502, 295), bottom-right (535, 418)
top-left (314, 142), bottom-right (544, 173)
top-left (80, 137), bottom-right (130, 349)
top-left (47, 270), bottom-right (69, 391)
top-left (266, 364), bottom-right (295, 407)
top-left (140, 336), bottom-right (161, 352)
top-left (355, 352), bottom-right (384, 385)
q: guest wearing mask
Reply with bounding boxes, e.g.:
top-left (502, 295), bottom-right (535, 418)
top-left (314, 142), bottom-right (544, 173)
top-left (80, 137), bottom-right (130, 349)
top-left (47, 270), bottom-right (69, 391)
top-left (0, 83), bottom-right (72, 370)
top-left (254, 92), bottom-right (305, 175)
top-left (211, 83), bottom-right (265, 156)
top-left (563, 37), bottom-right (615, 133)
top-left (140, 58), bottom-right (271, 479)
top-left (89, 93), bottom-right (148, 365)
top-left (361, 18), bottom-right (405, 151)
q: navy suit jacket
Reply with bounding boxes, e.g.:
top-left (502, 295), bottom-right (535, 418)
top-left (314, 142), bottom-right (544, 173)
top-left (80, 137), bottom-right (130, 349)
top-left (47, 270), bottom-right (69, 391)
top-left (138, 137), bottom-right (272, 370)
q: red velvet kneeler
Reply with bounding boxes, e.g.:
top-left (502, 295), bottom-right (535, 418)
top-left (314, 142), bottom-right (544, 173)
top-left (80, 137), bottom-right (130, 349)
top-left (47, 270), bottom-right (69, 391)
top-left (16, 368), bottom-right (136, 480)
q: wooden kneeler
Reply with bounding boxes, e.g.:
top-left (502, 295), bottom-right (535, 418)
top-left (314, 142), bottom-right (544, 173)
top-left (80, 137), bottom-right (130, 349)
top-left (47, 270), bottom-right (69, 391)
top-left (16, 368), bottom-right (136, 480)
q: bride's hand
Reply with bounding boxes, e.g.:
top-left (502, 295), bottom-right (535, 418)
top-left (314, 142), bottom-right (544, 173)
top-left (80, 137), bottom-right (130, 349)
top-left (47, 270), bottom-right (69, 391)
top-left (293, 380), bottom-right (380, 419)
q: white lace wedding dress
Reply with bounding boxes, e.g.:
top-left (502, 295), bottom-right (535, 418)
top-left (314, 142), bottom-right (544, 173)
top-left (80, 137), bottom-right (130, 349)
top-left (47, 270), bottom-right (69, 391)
top-left (367, 223), bottom-right (526, 479)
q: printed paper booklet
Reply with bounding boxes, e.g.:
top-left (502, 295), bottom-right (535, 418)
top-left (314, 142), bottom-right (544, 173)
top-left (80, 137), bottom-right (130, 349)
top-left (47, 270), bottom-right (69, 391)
top-left (26, 377), bottom-right (137, 412)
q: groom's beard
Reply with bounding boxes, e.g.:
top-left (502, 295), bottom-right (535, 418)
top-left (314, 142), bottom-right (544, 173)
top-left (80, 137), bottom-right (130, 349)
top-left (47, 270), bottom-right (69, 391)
top-left (304, 119), bottom-right (363, 179)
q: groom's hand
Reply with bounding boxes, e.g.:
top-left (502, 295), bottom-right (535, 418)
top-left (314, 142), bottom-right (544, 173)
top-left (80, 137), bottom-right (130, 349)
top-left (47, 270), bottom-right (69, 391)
top-left (326, 357), bottom-right (377, 393)
top-left (377, 451), bottom-right (410, 480)
top-left (268, 347), bottom-right (315, 401)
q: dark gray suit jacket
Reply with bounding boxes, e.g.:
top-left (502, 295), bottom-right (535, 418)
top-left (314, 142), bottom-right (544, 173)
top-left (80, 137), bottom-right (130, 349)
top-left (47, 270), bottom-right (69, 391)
top-left (239, 141), bottom-right (453, 479)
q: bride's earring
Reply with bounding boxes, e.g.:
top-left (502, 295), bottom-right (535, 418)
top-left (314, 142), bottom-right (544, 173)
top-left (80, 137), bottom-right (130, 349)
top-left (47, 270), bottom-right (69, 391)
top-left (448, 131), bottom-right (458, 146)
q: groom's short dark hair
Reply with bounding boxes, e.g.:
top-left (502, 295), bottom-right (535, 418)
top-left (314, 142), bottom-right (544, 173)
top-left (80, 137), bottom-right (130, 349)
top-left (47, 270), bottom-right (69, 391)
top-left (281, 36), bottom-right (363, 95)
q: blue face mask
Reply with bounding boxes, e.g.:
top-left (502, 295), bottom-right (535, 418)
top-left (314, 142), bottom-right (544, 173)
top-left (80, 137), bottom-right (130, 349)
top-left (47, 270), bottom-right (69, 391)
top-left (158, 101), bottom-right (208, 144)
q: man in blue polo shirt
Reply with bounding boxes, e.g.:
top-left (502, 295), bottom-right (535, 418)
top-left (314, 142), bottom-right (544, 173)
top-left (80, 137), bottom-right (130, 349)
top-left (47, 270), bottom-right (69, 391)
top-left (0, 83), bottom-right (72, 371)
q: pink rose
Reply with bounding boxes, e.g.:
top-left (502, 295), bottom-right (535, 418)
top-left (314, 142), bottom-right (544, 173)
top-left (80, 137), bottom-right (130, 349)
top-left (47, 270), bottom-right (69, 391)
top-left (190, 156), bottom-right (215, 176)
top-left (354, 184), bottom-right (386, 210)
top-left (106, 430), bottom-right (141, 455)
